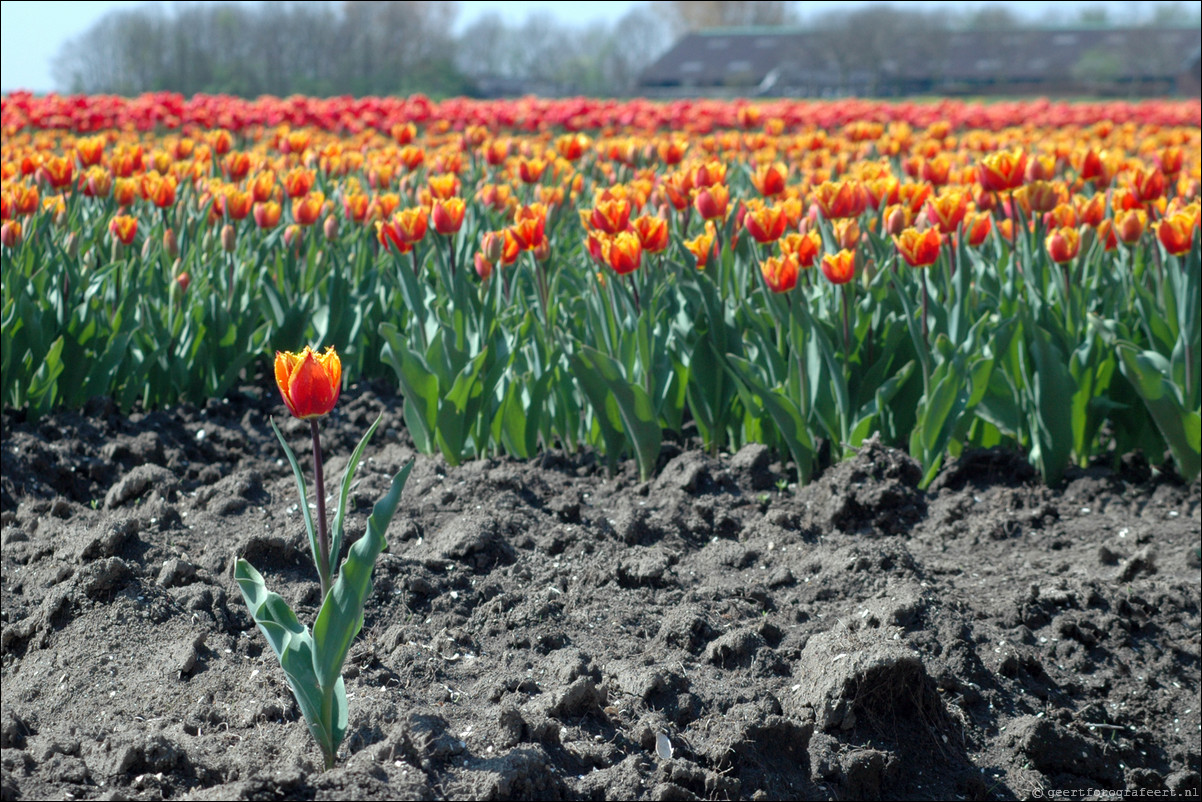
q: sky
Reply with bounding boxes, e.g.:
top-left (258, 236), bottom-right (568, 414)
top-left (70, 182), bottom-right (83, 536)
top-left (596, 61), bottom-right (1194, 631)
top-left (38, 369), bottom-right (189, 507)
top-left (0, 0), bottom-right (1177, 94)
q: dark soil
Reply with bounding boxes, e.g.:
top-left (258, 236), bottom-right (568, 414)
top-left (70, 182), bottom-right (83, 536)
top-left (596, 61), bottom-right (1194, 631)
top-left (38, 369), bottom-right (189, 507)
top-left (2, 382), bottom-right (1199, 801)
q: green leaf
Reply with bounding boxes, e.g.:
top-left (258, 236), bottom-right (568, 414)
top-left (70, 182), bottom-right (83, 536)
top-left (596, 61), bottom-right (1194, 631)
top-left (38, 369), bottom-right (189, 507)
top-left (329, 414), bottom-right (385, 580)
top-left (574, 345), bottom-right (662, 482)
top-left (1116, 345), bottom-right (1200, 483)
top-left (312, 460), bottom-right (412, 693)
top-left (234, 558), bottom-right (341, 766)
top-left (725, 354), bottom-right (815, 484)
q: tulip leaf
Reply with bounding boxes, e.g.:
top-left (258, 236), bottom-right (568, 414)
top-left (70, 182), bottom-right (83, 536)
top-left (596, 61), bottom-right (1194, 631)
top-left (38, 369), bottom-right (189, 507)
top-left (329, 413), bottom-right (385, 580)
top-left (235, 558), bottom-right (344, 768)
top-left (1115, 344), bottom-right (1201, 483)
top-left (723, 354), bottom-right (814, 485)
top-left (312, 460), bottom-right (412, 696)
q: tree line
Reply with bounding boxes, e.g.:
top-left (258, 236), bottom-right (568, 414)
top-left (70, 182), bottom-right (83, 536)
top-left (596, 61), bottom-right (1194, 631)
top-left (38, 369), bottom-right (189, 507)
top-left (51, 0), bottom-right (1200, 98)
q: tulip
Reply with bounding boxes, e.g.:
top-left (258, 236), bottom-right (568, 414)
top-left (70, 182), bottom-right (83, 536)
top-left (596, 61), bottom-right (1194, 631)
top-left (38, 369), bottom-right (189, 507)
top-left (779, 231), bottom-right (821, 269)
top-left (820, 249), bottom-right (856, 285)
top-left (293, 192), bottom-right (326, 227)
top-left (1095, 220), bottom-right (1118, 252)
top-left (1127, 167), bottom-right (1166, 205)
top-left (684, 221), bottom-right (717, 269)
top-left (254, 201), bottom-right (282, 229)
top-left (164, 228), bottom-right (180, 259)
top-left (832, 219), bottom-right (861, 251)
top-left (109, 214), bottom-right (138, 246)
top-left (978, 150), bottom-right (1027, 193)
top-left (743, 202), bottom-right (787, 244)
top-left (591, 197), bottom-right (632, 235)
top-left (1045, 226), bottom-right (1080, 264)
top-left (275, 346), bottom-right (341, 422)
top-left (222, 187), bottom-right (253, 221)
top-left (283, 167), bottom-right (316, 198)
top-left (1115, 209), bottom-right (1147, 245)
top-left (1155, 209), bottom-right (1198, 257)
top-left (760, 254), bottom-right (799, 293)
top-left (113, 177), bottom-right (139, 207)
top-left (428, 173), bottom-right (460, 201)
top-left (603, 231), bottom-right (642, 276)
top-left (431, 198), bottom-right (465, 236)
top-left (631, 214), bottom-right (669, 253)
top-left (0, 220), bottom-right (21, 248)
top-left (473, 252), bottom-right (494, 281)
top-left (250, 170), bottom-right (277, 203)
top-left (811, 180), bottom-right (867, 220)
top-left (555, 133), bottom-right (591, 161)
top-left (693, 184), bottom-right (729, 221)
top-left (751, 162), bottom-right (788, 197)
top-left (965, 212), bottom-right (992, 247)
top-left (176, 271), bottom-right (191, 294)
top-left (83, 166), bottom-right (113, 198)
top-left (894, 227), bottom-right (942, 268)
top-left (323, 214), bottom-right (340, 242)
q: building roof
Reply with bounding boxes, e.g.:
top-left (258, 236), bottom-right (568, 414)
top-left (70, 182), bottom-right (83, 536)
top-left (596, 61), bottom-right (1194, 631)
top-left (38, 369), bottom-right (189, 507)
top-left (640, 26), bottom-right (1202, 93)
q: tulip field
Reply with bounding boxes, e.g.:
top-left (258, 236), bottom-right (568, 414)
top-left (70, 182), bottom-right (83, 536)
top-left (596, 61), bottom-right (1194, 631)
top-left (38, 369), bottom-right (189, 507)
top-left (2, 92), bottom-right (1200, 486)
top-left (3, 92), bottom-right (1201, 800)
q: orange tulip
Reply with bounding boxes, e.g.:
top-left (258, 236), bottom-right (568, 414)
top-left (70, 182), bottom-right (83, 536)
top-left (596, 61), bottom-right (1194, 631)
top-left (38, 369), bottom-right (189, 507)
top-left (292, 192), bottom-right (325, 226)
top-left (751, 162), bottom-right (788, 197)
top-left (249, 170), bottom-right (277, 203)
top-left (631, 214), bottom-right (669, 253)
top-left (811, 180), bottom-right (867, 220)
top-left (743, 202), bottom-right (787, 244)
top-left (603, 230), bottom-right (642, 275)
top-left (684, 221), bottom-right (717, 269)
top-left (1, 220), bottom-right (21, 248)
top-left (965, 212), bottom-right (992, 247)
top-left (392, 206), bottom-right (429, 245)
top-left (75, 136), bottom-right (105, 167)
top-left (1045, 226), bottom-right (1081, 263)
top-left (254, 201), bottom-right (282, 229)
top-left (428, 173), bottom-right (460, 201)
top-left (342, 192), bottom-right (370, 223)
top-left (1127, 167), bottom-right (1166, 205)
top-left (110, 214), bottom-right (138, 246)
top-left (509, 204), bottom-right (547, 251)
top-left (40, 156), bottom-right (74, 189)
top-left (275, 346), bottom-right (341, 420)
top-left (83, 166), bottom-right (112, 198)
top-left (820, 249), bottom-right (856, 285)
top-left (283, 167), bottom-right (316, 198)
top-left (591, 197), bottom-right (632, 235)
top-left (894, 227), bottom-right (942, 268)
top-left (779, 230), bottom-right (821, 268)
top-left (432, 198), bottom-right (466, 235)
top-left (1155, 208), bottom-right (1198, 256)
top-left (223, 151), bottom-right (250, 181)
top-left (1114, 209), bottom-right (1147, 245)
top-left (693, 184), bottom-right (729, 221)
top-left (832, 219), bottom-right (861, 251)
top-left (760, 254), bottom-right (799, 293)
top-left (221, 187), bottom-right (252, 221)
top-left (555, 133), bottom-right (591, 161)
top-left (978, 150), bottom-right (1027, 193)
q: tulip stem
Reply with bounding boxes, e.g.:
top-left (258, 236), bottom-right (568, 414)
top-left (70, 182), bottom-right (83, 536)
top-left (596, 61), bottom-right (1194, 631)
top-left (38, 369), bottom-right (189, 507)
top-left (310, 419), bottom-right (332, 600)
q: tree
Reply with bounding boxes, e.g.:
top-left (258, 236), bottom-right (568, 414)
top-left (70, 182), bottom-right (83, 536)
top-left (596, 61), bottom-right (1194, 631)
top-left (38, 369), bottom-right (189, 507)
top-left (657, 1), bottom-right (798, 36)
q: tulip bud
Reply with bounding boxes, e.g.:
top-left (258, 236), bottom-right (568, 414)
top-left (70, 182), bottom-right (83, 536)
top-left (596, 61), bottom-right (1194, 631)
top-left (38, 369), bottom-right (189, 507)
top-left (221, 223), bottom-right (237, 253)
top-left (473, 252), bottom-right (494, 281)
top-left (55, 209), bottom-right (67, 228)
top-left (532, 238), bottom-right (551, 262)
top-left (323, 214), bottom-right (340, 242)
top-left (176, 270), bottom-right (191, 294)
top-left (141, 235), bottom-right (155, 261)
top-left (481, 231), bottom-right (504, 264)
top-left (861, 258), bottom-right (878, 288)
top-left (283, 224), bottom-right (303, 251)
top-left (885, 206), bottom-right (908, 237)
top-left (64, 231), bottom-right (80, 260)
top-left (163, 227), bottom-right (180, 260)
top-left (0, 221), bottom-right (21, 248)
